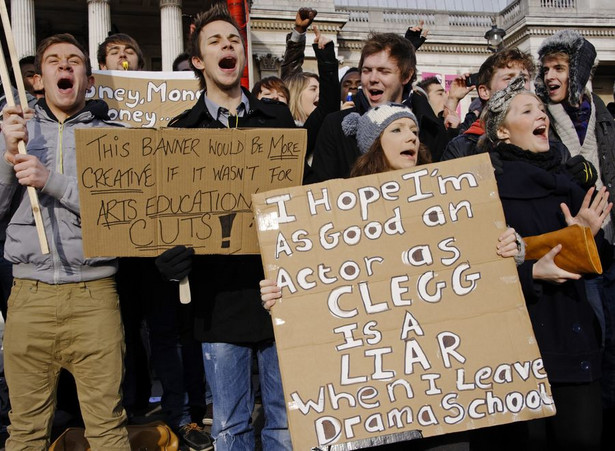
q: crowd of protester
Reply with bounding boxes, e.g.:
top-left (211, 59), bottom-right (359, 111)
top-left (1, 2), bottom-right (615, 450)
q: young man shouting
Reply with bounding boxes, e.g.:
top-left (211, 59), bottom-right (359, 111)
top-left (0, 34), bottom-right (130, 450)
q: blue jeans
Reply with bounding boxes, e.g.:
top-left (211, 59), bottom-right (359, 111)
top-left (202, 341), bottom-right (291, 450)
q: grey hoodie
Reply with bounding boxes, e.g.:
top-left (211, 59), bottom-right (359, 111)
top-left (0, 99), bottom-right (122, 284)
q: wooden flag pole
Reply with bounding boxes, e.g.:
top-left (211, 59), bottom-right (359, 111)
top-left (0, 3), bottom-right (49, 254)
top-left (0, 1), bottom-right (29, 109)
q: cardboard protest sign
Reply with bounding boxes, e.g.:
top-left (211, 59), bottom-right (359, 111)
top-left (76, 127), bottom-right (305, 257)
top-left (252, 154), bottom-right (555, 449)
top-left (87, 70), bottom-right (200, 128)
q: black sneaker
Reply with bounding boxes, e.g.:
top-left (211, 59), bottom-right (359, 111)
top-left (178, 423), bottom-right (214, 451)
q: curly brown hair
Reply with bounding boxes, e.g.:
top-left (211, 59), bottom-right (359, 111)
top-left (477, 48), bottom-right (535, 92)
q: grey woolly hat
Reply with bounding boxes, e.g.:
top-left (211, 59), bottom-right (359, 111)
top-left (483, 76), bottom-right (531, 143)
top-left (535, 30), bottom-right (597, 106)
top-left (342, 103), bottom-right (418, 155)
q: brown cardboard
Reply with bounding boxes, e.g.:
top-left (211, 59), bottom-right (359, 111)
top-left (87, 71), bottom-right (200, 128)
top-left (76, 127), bottom-right (305, 257)
top-left (252, 154), bottom-right (555, 449)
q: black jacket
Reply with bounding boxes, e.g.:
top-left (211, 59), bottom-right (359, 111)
top-left (279, 33), bottom-right (341, 181)
top-left (495, 145), bottom-right (610, 383)
top-left (307, 90), bottom-right (373, 183)
top-left (169, 91), bottom-right (295, 343)
top-left (405, 91), bottom-right (460, 162)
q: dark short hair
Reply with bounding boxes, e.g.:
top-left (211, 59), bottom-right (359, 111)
top-left (417, 76), bottom-right (442, 92)
top-left (188, 3), bottom-right (244, 90)
top-left (35, 33), bottom-right (92, 76)
top-left (341, 67), bottom-right (359, 83)
top-left (477, 48), bottom-right (535, 90)
top-left (19, 55), bottom-right (35, 67)
top-left (97, 33), bottom-right (145, 69)
top-left (172, 52), bottom-right (191, 71)
top-left (252, 76), bottom-right (290, 101)
top-left (359, 33), bottom-right (417, 86)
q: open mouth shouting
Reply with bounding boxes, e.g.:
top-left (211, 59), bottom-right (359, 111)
top-left (57, 77), bottom-right (74, 94)
top-left (219, 55), bottom-right (237, 72)
top-left (533, 124), bottom-right (547, 138)
top-left (547, 82), bottom-right (561, 97)
top-left (367, 88), bottom-right (384, 103)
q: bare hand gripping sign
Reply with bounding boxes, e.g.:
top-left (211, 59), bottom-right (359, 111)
top-left (76, 127), bottom-right (305, 257)
top-left (252, 154), bottom-right (555, 450)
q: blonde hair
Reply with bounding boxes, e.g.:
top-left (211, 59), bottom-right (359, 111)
top-left (285, 72), bottom-right (318, 124)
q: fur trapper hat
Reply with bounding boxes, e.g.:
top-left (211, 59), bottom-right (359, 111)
top-left (342, 103), bottom-right (418, 155)
top-left (535, 30), bottom-right (597, 106)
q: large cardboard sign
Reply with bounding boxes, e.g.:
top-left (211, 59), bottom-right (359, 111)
top-left (87, 70), bottom-right (200, 128)
top-left (252, 154), bottom-right (555, 449)
top-left (76, 127), bottom-right (305, 257)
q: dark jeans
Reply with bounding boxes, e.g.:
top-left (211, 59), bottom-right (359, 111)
top-left (0, 248), bottom-right (12, 320)
top-left (117, 258), bottom-right (152, 415)
top-left (145, 280), bottom-right (206, 428)
top-left (117, 258), bottom-right (206, 429)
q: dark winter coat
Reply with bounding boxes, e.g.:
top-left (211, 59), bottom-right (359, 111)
top-left (405, 91), bottom-right (460, 162)
top-left (169, 91), bottom-right (295, 343)
top-left (547, 93), bottom-right (615, 226)
top-left (494, 144), bottom-right (610, 383)
top-left (307, 89), bottom-right (373, 183)
top-left (440, 120), bottom-right (483, 161)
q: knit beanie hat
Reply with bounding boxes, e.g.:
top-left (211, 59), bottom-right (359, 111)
top-left (483, 76), bottom-right (531, 143)
top-left (535, 30), bottom-right (597, 106)
top-left (342, 103), bottom-right (418, 154)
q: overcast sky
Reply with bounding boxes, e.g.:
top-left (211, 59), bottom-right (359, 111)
top-left (334, 0), bottom-right (511, 12)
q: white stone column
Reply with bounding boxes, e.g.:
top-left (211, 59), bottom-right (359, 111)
top-left (160, 0), bottom-right (183, 71)
top-left (10, 0), bottom-right (36, 59)
top-left (87, 0), bottom-right (111, 70)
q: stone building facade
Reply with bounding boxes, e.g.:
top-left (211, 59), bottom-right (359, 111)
top-left (5, 0), bottom-right (615, 103)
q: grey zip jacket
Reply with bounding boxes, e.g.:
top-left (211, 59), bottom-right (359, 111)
top-left (0, 99), bottom-right (122, 284)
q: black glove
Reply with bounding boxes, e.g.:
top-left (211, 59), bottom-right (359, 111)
top-left (155, 245), bottom-right (195, 281)
top-left (489, 151), bottom-right (504, 176)
top-left (565, 155), bottom-right (598, 190)
top-left (405, 27), bottom-right (426, 51)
